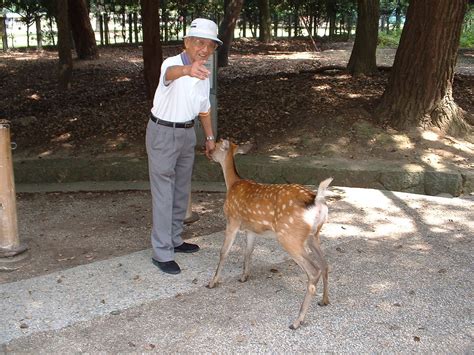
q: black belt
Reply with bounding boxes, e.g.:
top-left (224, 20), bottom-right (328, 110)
top-left (150, 114), bottom-right (194, 128)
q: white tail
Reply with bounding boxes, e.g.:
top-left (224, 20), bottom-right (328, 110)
top-left (207, 139), bottom-right (333, 330)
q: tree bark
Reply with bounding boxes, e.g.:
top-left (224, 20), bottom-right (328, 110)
top-left (218, 0), bottom-right (244, 67)
top-left (35, 15), bottom-right (42, 51)
top-left (57, 0), bottom-right (73, 90)
top-left (140, 0), bottom-right (163, 101)
top-left (258, 0), bottom-right (271, 43)
top-left (1, 17), bottom-right (7, 50)
top-left (347, 0), bottom-right (379, 76)
top-left (376, 0), bottom-right (471, 135)
top-left (326, 0), bottom-right (337, 39)
top-left (68, 0), bottom-right (98, 59)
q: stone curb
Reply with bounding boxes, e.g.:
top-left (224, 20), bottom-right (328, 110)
top-left (13, 155), bottom-right (473, 196)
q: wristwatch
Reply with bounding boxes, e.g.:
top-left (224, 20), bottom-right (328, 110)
top-left (206, 136), bottom-right (215, 141)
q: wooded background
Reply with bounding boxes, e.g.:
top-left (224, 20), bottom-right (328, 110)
top-left (1, 0), bottom-right (473, 135)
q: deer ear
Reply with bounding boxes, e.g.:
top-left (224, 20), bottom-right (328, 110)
top-left (236, 143), bottom-right (253, 155)
top-left (221, 139), bottom-right (230, 150)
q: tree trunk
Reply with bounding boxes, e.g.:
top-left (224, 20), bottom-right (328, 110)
top-left (347, 0), bottom-right (379, 76)
top-left (48, 17), bottom-right (56, 46)
top-left (258, 0), bottom-right (271, 43)
top-left (140, 0), bottom-right (163, 101)
top-left (376, 0), bottom-right (471, 135)
top-left (26, 23), bottom-right (30, 48)
top-left (327, 0), bottom-right (336, 39)
top-left (395, 0), bottom-right (402, 29)
top-left (133, 12), bottom-right (139, 43)
top-left (162, 3), bottom-right (169, 43)
top-left (57, 0), bottom-right (73, 90)
top-left (99, 14), bottom-right (104, 45)
top-left (218, 0), bottom-right (244, 67)
top-left (1, 17), bottom-right (7, 50)
top-left (128, 13), bottom-right (133, 43)
top-left (68, 0), bottom-right (98, 59)
top-left (104, 13), bottom-right (109, 45)
top-left (35, 15), bottom-right (42, 50)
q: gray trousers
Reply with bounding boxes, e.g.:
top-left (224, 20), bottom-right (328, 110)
top-left (145, 119), bottom-right (196, 262)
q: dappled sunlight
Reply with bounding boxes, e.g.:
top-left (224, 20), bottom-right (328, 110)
top-left (407, 243), bottom-right (432, 252)
top-left (346, 93), bottom-right (362, 98)
top-left (369, 281), bottom-right (396, 294)
top-left (324, 214), bottom-right (416, 240)
top-left (38, 149), bottom-right (53, 157)
top-left (400, 162), bottom-right (434, 171)
top-left (312, 84), bottom-right (331, 92)
top-left (421, 130), bottom-right (439, 141)
top-left (105, 134), bottom-right (129, 151)
top-left (323, 187), bottom-right (473, 246)
top-left (27, 93), bottom-right (41, 101)
top-left (266, 52), bottom-right (318, 60)
top-left (269, 155), bottom-right (291, 161)
top-left (391, 134), bottom-right (415, 150)
top-left (51, 132), bottom-right (71, 143)
top-left (0, 51), bottom-right (57, 61)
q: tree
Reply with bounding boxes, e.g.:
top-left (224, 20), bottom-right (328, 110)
top-left (218, 0), bottom-right (244, 67)
top-left (68, 0), bottom-right (98, 59)
top-left (376, 0), bottom-right (471, 135)
top-left (326, 0), bottom-right (337, 39)
top-left (347, 0), bottom-right (379, 76)
top-left (56, 0), bottom-right (72, 90)
top-left (3, 0), bottom-right (45, 49)
top-left (140, 0), bottom-right (162, 100)
top-left (1, 15), bottom-right (7, 50)
top-left (258, 0), bottom-right (271, 42)
top-left (35, 13), bottom-right (42, 50)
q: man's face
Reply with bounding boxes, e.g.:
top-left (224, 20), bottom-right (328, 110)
top-left (184, 37), bottom-right (218, 62)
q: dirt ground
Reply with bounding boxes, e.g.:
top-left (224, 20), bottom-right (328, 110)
top-left (0, 39), bottom-right (472, 283)
top-left (0, 190), bottom-right (226, 284)
top-left (1, 39), bottom-right (473, 170)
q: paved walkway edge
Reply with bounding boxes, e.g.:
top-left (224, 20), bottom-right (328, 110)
top-left (13, 155), bottom-right (473, 196)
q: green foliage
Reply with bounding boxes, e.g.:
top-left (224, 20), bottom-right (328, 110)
top-left (378, 28), bottom-right (402, 47)
top-left (460, 5), bottom-right (474, 48)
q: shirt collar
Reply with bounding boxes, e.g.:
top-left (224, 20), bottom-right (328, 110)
top-left (180, 51), bottom-right (192, 65)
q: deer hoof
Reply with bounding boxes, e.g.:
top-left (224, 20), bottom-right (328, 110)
top-left (289, 322), bottom-right (300, 330)
top-left (239, 275), bottom-right (249, 283)
top-left (206, 281), bottom-right (217, 289)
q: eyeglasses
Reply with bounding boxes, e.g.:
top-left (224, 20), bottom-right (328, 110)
top-left (192, 38), bottom-right (218, 51)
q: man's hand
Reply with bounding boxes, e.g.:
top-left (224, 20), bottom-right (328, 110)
top-left (205, 140), bottom-right (215, 160)
top-left (187, 60), bottom-right (210, 80)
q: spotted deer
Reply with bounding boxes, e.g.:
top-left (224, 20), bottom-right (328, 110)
top-left (207, 139), bottom-right (333, 330)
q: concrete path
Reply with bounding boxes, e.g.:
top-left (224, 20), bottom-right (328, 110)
top-left (1, 187), bottom-right (472, 353)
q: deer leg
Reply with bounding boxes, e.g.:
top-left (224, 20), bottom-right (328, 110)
top-left (290, 255), bottom-right (322, 330)
top-left (240, 231), bottom-right (256, 283)
top-left (207, 220), bottom-right (240, 289)
top-left (308, 236), bottom-right (330, 306)
top-left (279, 236), bottom-right (322, 330)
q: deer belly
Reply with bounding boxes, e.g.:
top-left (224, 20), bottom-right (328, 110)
top-left (240, 217), bottom-right (273, 234)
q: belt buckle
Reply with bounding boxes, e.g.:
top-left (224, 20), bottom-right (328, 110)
top-left (185, 121), bottom-right (193, 128)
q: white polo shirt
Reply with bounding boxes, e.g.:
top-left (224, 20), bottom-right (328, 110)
top-left (151, 53), bottom-right (211, 123)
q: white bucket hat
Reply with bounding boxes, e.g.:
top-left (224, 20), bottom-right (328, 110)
top-left (184, 18), bottom-right (223, 46)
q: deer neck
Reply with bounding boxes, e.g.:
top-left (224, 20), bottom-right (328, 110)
top-left (220, 153), bottom-right (241, 190)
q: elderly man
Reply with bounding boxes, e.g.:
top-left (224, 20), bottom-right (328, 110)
top-left (146, 18), bottom-right (221, 274)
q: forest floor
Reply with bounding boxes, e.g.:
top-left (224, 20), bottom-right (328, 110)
top-left (1, 39), bottom-right (473, 170)
top-left (0, 39), bottom-right (473, 282)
